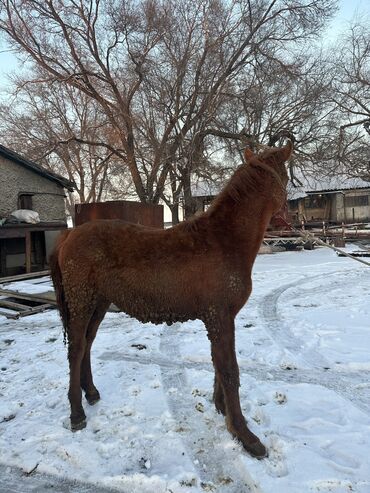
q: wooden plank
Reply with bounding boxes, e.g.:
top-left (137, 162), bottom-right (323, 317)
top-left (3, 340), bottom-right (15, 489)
top-left (25, 231), bottom-right (32, 273)
top-left (337, 251), bottom-right (370, 258)
top-left (0, 239), bottom-right (6, 277)
top-left (0, 302), bottom-right (54, 319)
top-left (0, 309), bottom-right (19, 319)
top-left (0, 288), bottom-right (120, 315)
top-left (0, 223), bottom-right (67, 239)
top-left (0, 299), bottom-right (30, 311)
top-left (0, 303), bottom-right (53, 319)
top-left (0, 270), bottom-right (50, 284)
top-left (17, 304), bottom-right (53, 317)
top-left (0, 288), bottom-right (57, 305)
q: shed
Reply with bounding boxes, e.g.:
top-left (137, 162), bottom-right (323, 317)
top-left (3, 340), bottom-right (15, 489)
top-left (192, 181), bottom-right (223, 214)
top-left (0, 144), bottom-right (74, 277)
top-left (287, 176), bottom-right (370, 226)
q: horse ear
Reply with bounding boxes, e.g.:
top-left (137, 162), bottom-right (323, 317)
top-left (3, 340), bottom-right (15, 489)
top-left (244, 148), bottom-right (254, 162)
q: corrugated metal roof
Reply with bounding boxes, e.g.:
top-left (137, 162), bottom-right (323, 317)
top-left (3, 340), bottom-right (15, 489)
top-left (192, 173), bottom-right (370, 201)
top-left (287, 175), bottom-right (370, 200)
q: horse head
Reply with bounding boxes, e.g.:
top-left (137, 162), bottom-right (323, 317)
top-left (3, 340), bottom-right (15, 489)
top-left (244, 140), bottom-right (293, 168)
top-left (244, 140), bottom-right (293, 210)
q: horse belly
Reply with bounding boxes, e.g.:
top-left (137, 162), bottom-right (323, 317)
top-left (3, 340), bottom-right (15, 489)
top-left (107, 277), bottom-right (196, 326)
top-left (99, 265), bottom-right (246, 326)
top-left (115, 296), bottom-right (194, 326)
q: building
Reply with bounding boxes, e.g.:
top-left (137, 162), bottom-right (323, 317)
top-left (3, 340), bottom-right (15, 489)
top-left (192, 181), bottom-right (221, 214)
top-left (287, 176), bottom-right (370, 226)
top-left (0, 144), bottom-right (74, 277)
top-left (192, 173), bottom-right (370, 230)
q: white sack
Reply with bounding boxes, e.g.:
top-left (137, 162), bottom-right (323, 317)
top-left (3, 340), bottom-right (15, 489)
top-left (10, 209), bottom-right (40, 224)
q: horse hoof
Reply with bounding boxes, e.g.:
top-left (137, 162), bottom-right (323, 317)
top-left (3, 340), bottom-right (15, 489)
top-left (86, 392), bottom-right (100, 406)
top-left (214, 397), bottom-right (226, 415)
top-left (244, 439), bottom-right (268, 459)
top-left (215, 404), bottom-right (226, 416)
top-left (71, 417), bottom-right (87, 432)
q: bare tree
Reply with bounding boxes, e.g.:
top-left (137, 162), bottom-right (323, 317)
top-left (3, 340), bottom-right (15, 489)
top-left (137, 1), bottom-right (337, 217)
top-left (0, 0), bottom-right (337, 221)
top-left (328, 22), bottom-right (370, 178)
top-left (164, 47), bottom-right (338, 213)
top-left (0, 79), bottom-right (128, 218)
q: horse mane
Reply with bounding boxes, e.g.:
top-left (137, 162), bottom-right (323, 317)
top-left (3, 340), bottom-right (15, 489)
top-left (207, 160), bottom-right (271, 213)
top-left (178, 163), bottom-right (266, 234)
top-left (179, 147), bottom-right (288, 234)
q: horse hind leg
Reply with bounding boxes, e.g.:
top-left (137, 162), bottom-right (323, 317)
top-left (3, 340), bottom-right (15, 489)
top-left (67, 313), bottom-right (90, 431)
top-left (80, 301), bottom-right (110, 405)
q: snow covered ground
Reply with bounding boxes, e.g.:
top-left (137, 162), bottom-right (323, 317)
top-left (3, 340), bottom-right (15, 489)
top-left (0, 245), bottom-right (370, 493)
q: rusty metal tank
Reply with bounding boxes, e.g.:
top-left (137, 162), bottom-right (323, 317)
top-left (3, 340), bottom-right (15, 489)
top-left (74, 201), bottom-right (164, 228)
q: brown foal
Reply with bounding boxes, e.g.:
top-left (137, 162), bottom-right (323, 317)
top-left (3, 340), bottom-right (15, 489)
top-left (50, 141), bottom-right (292, 459)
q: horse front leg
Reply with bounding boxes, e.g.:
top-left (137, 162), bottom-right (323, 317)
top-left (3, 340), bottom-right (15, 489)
top-left (207, 315), bottom-right (267, 459)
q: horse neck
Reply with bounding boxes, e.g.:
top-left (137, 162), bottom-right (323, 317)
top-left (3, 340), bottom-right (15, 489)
top-left (207, 167), bottom-right (279, 261)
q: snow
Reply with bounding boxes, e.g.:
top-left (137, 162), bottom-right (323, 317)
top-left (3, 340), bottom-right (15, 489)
top-left (1, 246), bottom-right (370, 492)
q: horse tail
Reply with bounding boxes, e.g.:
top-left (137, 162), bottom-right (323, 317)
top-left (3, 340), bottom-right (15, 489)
top-left (49, 230), bottom-right (71, 345)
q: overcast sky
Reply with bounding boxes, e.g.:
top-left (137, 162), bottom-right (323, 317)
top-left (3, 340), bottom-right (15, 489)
top-left (0, 0), bottom-right (368, 95)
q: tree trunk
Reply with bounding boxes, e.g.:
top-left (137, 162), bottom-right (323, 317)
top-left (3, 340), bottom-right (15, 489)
top-left (182, 167), bottom-right (197, 220)
top-left (169, 204), bottom-right (180, 225)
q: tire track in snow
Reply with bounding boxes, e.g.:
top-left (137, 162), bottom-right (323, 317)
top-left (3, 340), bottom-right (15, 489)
top-left (259, 268), bottom-right (370, 414)
top-left (158, 322), bottom-right (262, 493)
top-left (259, 269), bottom-right (365, 369)
top-left (260, 271), bottom-right (345, 369)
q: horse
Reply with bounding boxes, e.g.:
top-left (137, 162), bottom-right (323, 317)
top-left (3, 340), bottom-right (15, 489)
top-left (50, 141), bottom-right (292, 459)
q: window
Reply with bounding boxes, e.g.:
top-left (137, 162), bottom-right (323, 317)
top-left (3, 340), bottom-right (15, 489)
top-left (304, 195), bottom-right (326, 209)
top-left (345, 195), bottom-right (369, 207)
top-left (18, 194), bottom-right (33, 210)
top-left (289, 199), bottom-right (299, 210)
